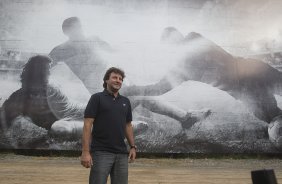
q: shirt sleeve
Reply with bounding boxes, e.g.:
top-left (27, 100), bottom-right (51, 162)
top-left (47, 86), bottom-right (84, 120)
top-left (84, 94), bottom-right (99, 118)
top-left (126, 98), bottom-right (132, 123)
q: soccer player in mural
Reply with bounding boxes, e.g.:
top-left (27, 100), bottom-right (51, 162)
top-left (49, 16), bottom-right (111, 94)
top-left (81, 67), bottom-right (136, 184)
top-left (122, 26), bottom-right (282, 141)
top-left (0, 55), bottom-right (84, 147)
top-left (49, 17), bottom-right (211, 132)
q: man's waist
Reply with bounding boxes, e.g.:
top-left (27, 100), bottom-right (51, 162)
top-left (91, 142), bottom-right (128, 154)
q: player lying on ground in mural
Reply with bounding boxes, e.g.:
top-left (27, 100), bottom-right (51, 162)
top-left (49, 17), bottom-right (211, 131)
top-left (122, 26), bottom-right (282, 138)
top-left (0, 55), bottom-right (84, 141)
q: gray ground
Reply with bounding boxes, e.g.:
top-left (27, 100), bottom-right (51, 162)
top-left (0, 153), bottom-right (281, 184)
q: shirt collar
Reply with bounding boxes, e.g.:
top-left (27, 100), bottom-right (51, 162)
top-left (103, 89), bottom-right (120, 98)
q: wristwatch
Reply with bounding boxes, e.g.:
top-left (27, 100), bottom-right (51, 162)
top-left (130, 145), bottom-right (137, 150)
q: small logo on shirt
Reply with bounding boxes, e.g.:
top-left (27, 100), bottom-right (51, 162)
top-left (123, 103), bottom-right (126, 107)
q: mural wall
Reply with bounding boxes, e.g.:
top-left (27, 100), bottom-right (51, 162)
top-left (1, 0), bottom-right (282, 153)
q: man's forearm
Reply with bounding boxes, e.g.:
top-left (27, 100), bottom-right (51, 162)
top-left (82, 118), bottom-right (94, 152)
top-left (81, 118), bottom-right (94, 168)
top-left (125, 122), bottom-right (135, 146)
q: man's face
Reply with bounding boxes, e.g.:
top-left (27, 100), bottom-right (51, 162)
top-left (106, 72), bottom-right (123, 92)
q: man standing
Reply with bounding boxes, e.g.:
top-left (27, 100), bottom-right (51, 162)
top-left (80, 67), bottom-right (136, 184)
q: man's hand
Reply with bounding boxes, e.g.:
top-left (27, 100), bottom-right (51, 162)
top-left (128, 148), bottom-right (136, 163)
top-left (80, 151), bottom-right (93, 168)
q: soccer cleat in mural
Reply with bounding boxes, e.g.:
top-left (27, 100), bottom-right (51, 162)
top-left (268, 116), bottom-right (282, 149)
top-left (132, 121), bottom-right (148, 135)
top-left (180, 108), bottom-right (211, 129)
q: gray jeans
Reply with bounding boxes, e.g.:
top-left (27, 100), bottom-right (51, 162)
top-left (89, 151), bottom-right (128, 184)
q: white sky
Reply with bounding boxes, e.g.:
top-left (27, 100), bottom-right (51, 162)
top-left (1, 0), bottom-right (282, 55)
top-left (1, 0), bottom-right (282, 84)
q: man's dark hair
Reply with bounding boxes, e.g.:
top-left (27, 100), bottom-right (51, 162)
top-left (62, 17), bottom-right (81, 35)
top-left (21, 55), bottom-right (52, 89)
top-left (103, 67), bottom-right (125, 89)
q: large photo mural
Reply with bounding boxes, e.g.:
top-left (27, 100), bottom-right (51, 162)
top-left (0, 0), bottom-right (282, 153)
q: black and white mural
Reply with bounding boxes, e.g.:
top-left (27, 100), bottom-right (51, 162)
top-left (1, 0), bottom-right (282, 153)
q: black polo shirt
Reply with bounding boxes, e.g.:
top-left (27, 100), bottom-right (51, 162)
top-left (84, 89), bottom-right (132, 153)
